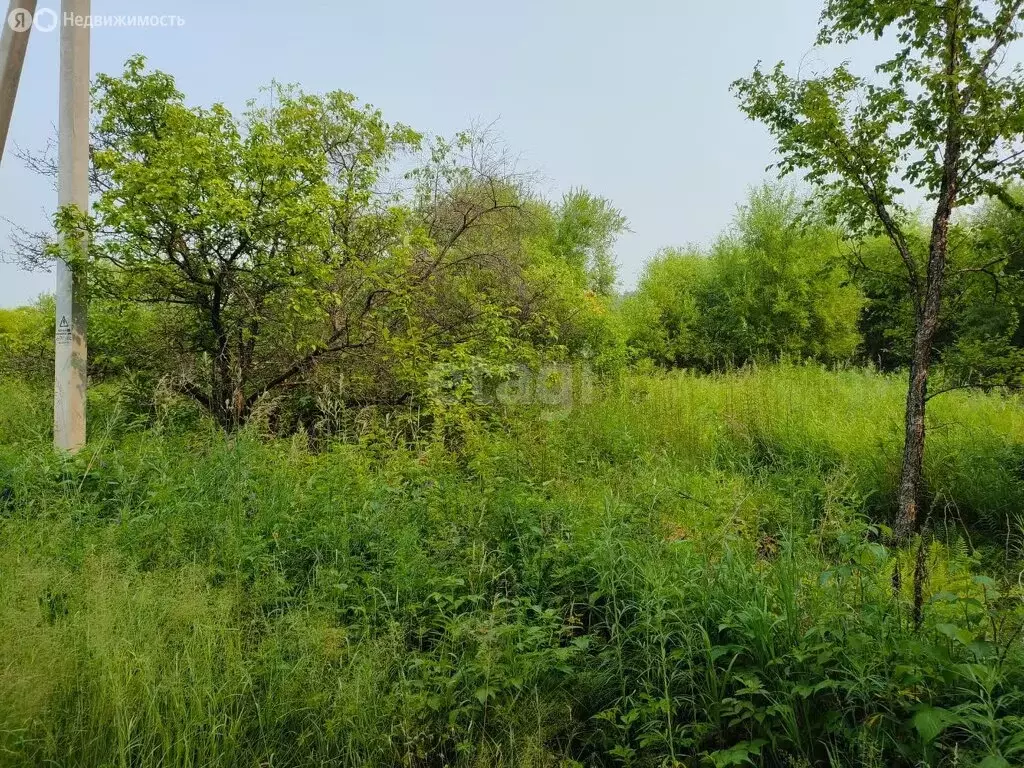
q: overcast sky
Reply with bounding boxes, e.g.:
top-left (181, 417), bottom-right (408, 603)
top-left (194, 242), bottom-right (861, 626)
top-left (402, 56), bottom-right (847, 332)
top-left (0, 0), bottom-right (829, 307)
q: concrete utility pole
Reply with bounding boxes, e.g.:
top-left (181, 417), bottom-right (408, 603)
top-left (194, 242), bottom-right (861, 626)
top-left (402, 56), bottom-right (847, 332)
top-left (0, 0), bottom-right (36, 165)
top-left (54, 0), bottom-right (89, 452)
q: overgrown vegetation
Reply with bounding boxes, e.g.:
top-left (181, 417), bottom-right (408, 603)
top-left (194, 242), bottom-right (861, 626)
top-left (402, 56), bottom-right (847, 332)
top-left (2, 368), bottom-right (1024, 768)
top-left (622, 186), bottom-right (863, 369)
top-left (4, 2), bottom-right (1024, 765)
top-left (733, 0), bottom-right (1024, 539)
top-left (11, 57), bottom-right (627, 430)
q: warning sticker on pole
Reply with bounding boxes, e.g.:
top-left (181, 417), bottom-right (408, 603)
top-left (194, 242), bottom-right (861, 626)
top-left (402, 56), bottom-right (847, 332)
top-left (56, 315), bottom-right (72, 345)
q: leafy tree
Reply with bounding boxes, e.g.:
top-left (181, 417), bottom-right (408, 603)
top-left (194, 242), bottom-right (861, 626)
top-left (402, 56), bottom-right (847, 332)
top-left (847, 233), bottom-right (925, 370)
top-left (622, 247), bottom-right (709, 368)
top-left (12, 58), bottom-right (628, 431)
top-left (734, 0), bottom-right (1024, 539)
top-left (549, 189), bottom-right (627, 297)
top-left (706, 186), bottom-right (862, 365)
top-left (940, 194), bottom-right (1024, 390)
top-left (511, 190), bottom-right (630, 370)
top-left (851, 206), bottom-right (1024, 389)
top-left (58, 56), bottom-right (425, 426)
top-left (624, 185), bottom-right (862, 369)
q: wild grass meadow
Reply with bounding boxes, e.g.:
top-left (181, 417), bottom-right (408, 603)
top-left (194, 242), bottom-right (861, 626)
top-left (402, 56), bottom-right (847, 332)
top-left (2, 367), bottom-right (1023, 767)
top-left (6, 4), bottom-right (1024, 764)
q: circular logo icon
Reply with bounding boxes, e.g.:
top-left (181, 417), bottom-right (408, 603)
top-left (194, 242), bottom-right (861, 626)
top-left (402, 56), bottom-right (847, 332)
top-left (6, 7), bottom-right (32, 31)
top-left (33, 7), bottom-right (58, 32)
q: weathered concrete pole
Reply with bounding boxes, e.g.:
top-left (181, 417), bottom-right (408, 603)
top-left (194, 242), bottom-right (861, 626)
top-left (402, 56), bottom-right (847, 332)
top-left (0, 0), bottom-right (36, 164)
top-left (54, 0), bottom-right (89, 452)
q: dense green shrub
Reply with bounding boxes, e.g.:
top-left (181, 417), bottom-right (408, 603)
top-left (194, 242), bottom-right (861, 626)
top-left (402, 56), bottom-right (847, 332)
top-left (9, 58), bottom-right (629, 430)
top-left (0, 299), bottom-right (52, 382)
top-left (624, 186), bottom-right (863, 370)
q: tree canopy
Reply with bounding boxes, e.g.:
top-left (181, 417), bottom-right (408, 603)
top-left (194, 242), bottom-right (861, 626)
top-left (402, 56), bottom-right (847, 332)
top-left (16, 57), bottom-right (628, 429)
top-left (733, 0), bottom-right (1024, 539)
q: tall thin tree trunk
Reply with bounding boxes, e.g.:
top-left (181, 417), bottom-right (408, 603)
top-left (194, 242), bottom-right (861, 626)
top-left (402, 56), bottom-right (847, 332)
top-left (895, 190), bottom-right (954, 542)
top-left (895, 3), bottom-right (961, 541)
top-left (895, 313), bottom-right (937, 541)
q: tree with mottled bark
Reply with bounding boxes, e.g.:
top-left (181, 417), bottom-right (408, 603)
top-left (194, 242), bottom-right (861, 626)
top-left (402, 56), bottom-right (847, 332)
top-left (733, 0), bottom-right (1024, 541)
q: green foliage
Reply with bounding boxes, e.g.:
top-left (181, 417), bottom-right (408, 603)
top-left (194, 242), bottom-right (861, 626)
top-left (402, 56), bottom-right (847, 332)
top-left (940, 193), bottom-right (1024, 392)
top-left (2, 367), bottom-right (1023, 767)
top-left (81, 56), bottom-right (426, 426)
top-left (7, 25), bottom-right (1024, 768)
top-left (0, 299), bottom-right (52, 382)
top-left (625, 186), bottom-right (863, 369)
top-left (13, 58), bottom-right (626, 431)
top-left (733, 0), bottom-right (1024, 535)
top-left (733, 0), bottom-right (1024, 238)
top-left (851, 197), bottom-right (1024, 391)
top-left (622, 246), bottom-right (710, 368)
top-left (549, 188), bottom-right (628, 297)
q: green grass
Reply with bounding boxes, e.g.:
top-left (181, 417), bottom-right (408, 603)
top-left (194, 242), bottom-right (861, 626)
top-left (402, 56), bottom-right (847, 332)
top-left (1, 366), bottom-right (1023, 767)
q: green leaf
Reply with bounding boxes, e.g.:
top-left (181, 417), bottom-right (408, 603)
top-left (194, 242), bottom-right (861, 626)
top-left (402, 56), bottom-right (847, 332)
top-left (968, 640), bottom-right (998, 660)
top-left (912, 706), bottom-right (958, 743)
top-left (474, 686), bottom-right (497, 704)
top-left (935, 622), bottom-right (974, 646)
top-left (708, 739), bottom-right (767, 768)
